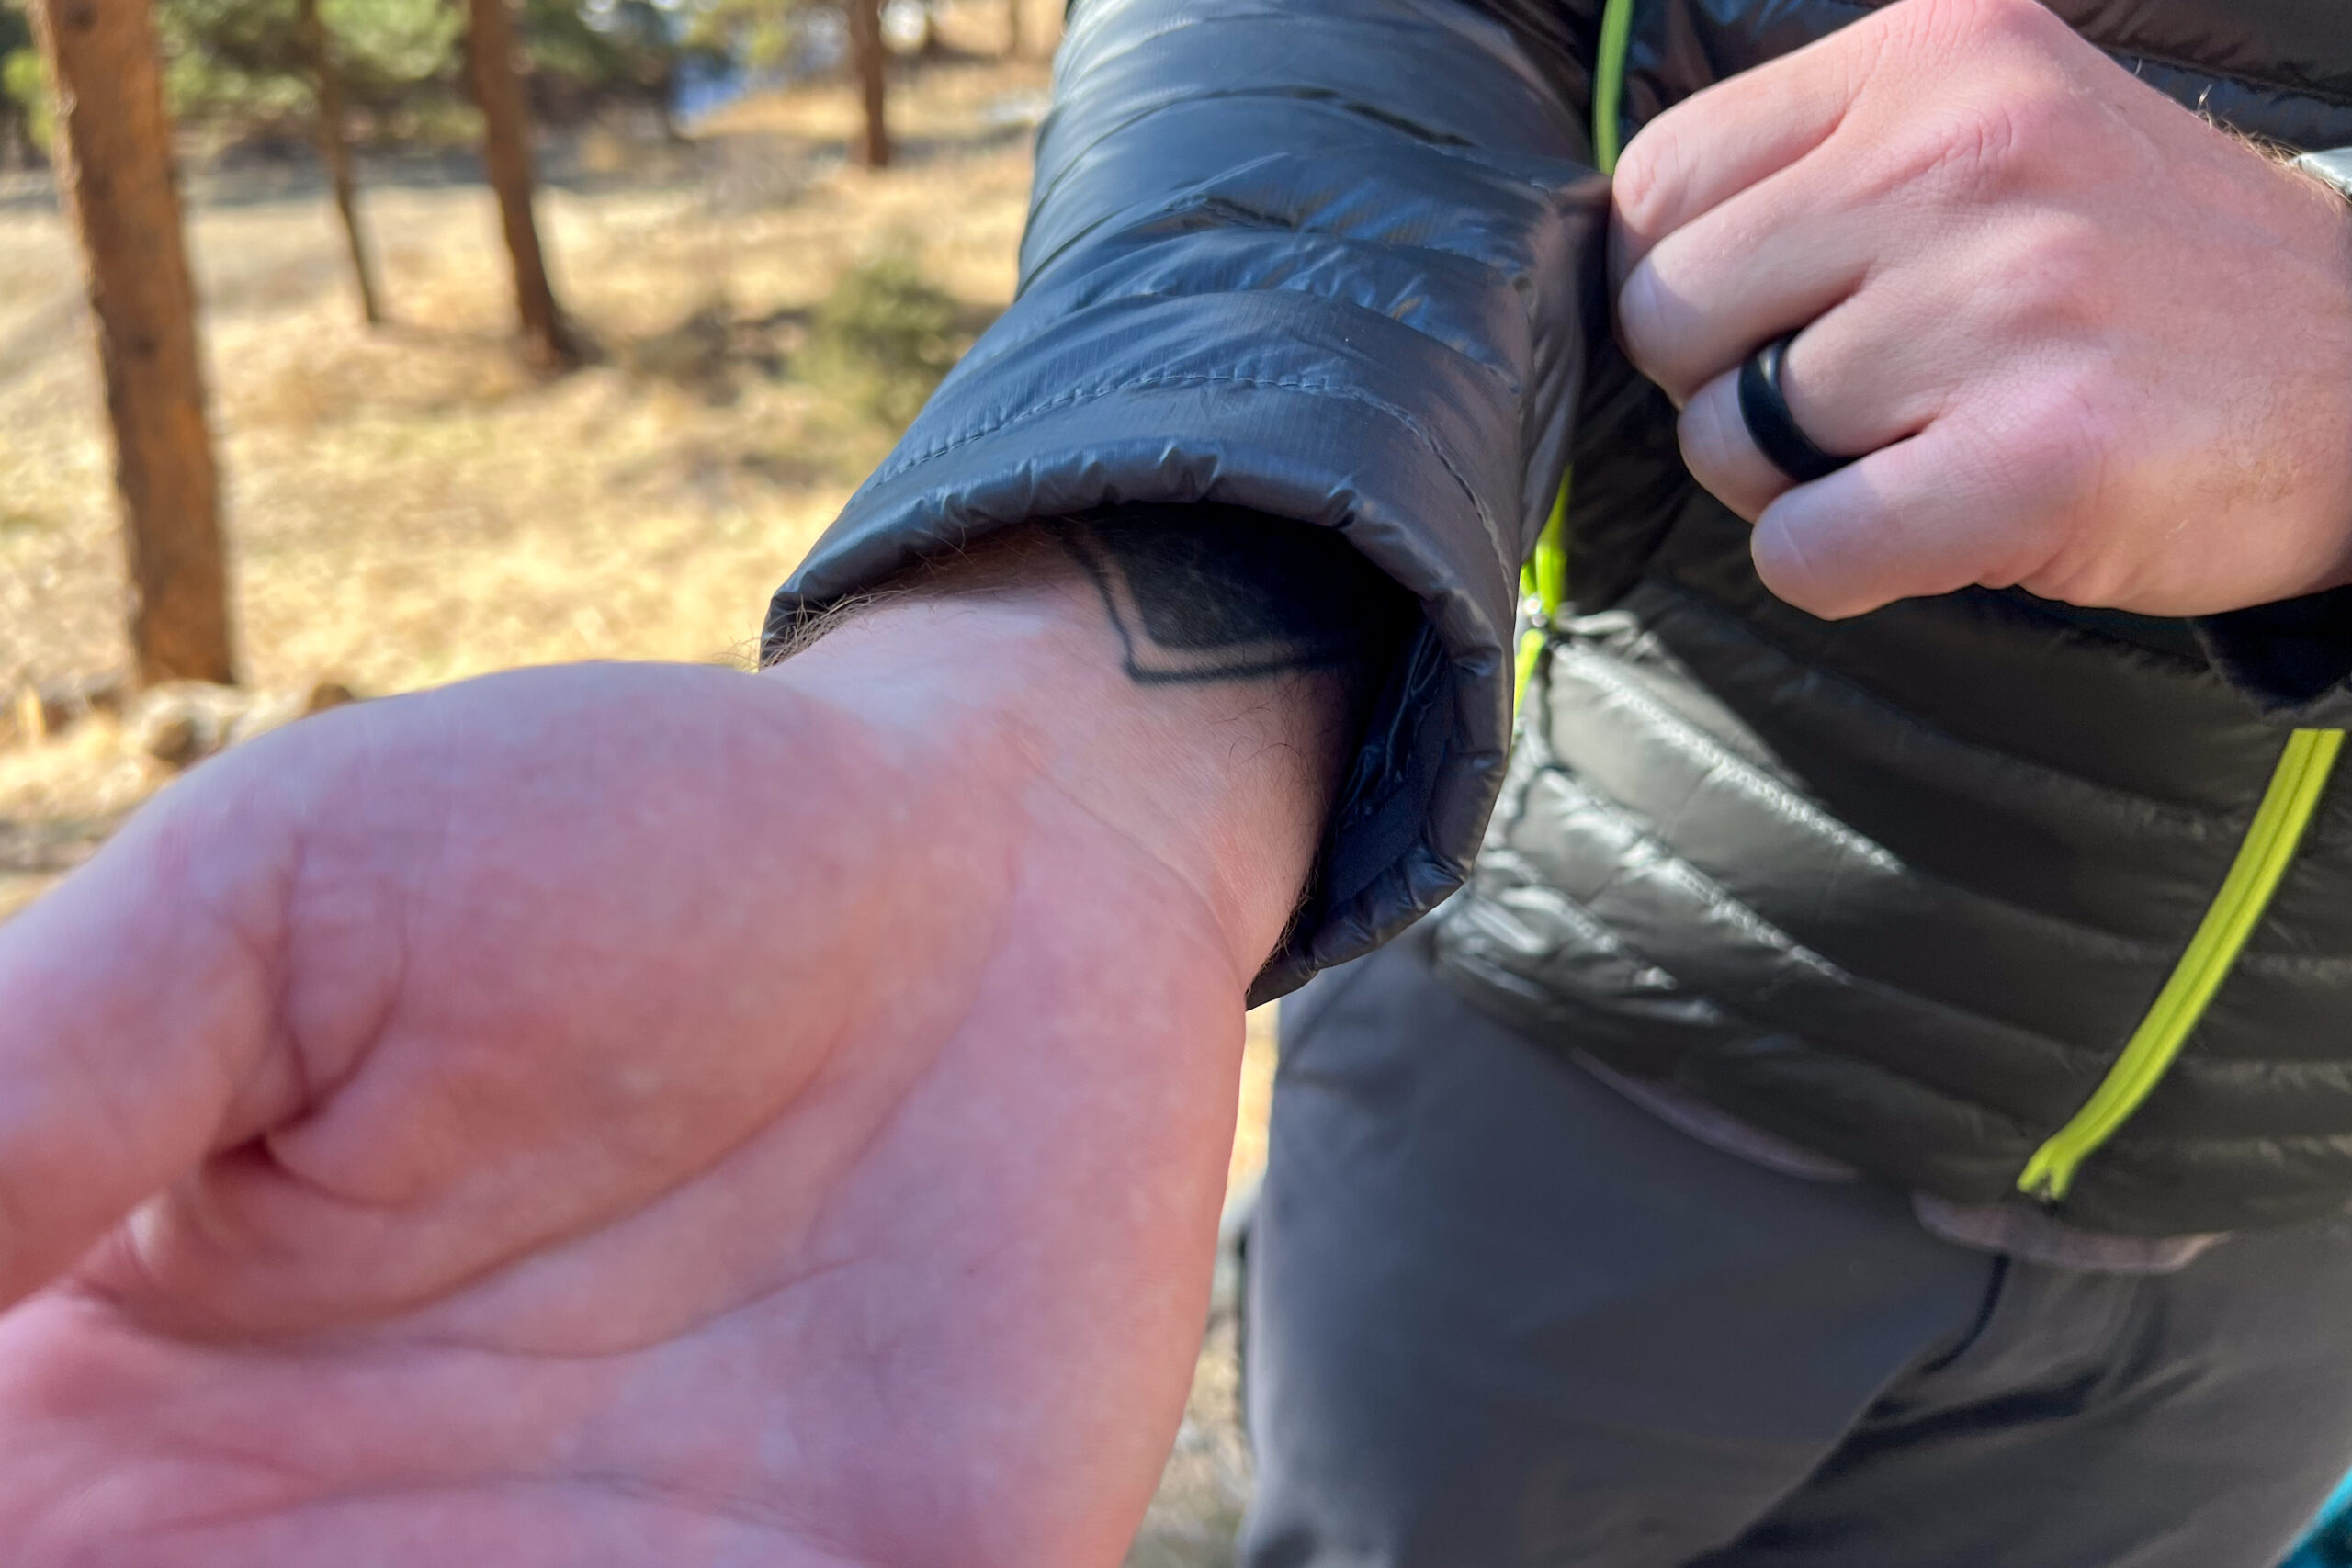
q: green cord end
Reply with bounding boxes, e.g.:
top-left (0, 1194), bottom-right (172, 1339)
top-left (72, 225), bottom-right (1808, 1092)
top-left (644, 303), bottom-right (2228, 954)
top-left (1513, 626), bottom-right (1546, 711)
top-left (1532, 479), bottom-right (1569, 621)
top-left (1512, 473), bottom-right (1575, 717)
top-left (2016, 1148), bottom-right (2066, 1204)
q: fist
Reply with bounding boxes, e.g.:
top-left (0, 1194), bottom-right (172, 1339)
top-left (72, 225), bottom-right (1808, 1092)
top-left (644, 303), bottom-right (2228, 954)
top-left (1611, 0), bottom-right (2352, 620)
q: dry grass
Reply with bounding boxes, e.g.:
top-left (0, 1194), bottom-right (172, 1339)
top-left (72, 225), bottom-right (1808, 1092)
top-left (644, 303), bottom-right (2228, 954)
top-left (0, 10), bottom-right (1046, 915)
top-left (0, 12), bottom-right (1268, 1558)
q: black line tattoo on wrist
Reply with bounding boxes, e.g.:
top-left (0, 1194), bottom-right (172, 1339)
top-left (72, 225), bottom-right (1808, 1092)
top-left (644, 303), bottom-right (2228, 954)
top-left (1057, 505), bottom-right (1416, 689)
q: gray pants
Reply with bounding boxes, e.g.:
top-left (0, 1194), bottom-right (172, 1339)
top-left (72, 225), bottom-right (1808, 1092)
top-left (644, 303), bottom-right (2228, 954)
top-left (1240, 929), bottom-right (2352, 1568)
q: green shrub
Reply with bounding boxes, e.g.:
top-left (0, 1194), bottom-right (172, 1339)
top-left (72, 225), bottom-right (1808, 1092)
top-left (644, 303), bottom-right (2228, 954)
top-left (2, 43), bottom-right (50, 158)
top-left (157, 0), bottom-right (461, 137)
top-left (805, 248), bottom-right (965, 431)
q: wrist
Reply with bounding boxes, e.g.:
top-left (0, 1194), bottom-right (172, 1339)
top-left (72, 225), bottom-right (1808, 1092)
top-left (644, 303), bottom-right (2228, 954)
top-left (2275, 150), bottom-right (2352, 597)
top-left (764, 538), bottom-right (1349, 989)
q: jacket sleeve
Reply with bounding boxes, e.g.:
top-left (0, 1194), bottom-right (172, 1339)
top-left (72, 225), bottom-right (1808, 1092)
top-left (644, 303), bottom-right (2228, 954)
top-left (765, 0), bottom-right (1611, 999)
top-left (2194, 588), bottom-right (2352, 726)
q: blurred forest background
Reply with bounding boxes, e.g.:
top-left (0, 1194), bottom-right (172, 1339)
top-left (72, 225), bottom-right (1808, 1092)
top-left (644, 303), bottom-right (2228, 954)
top-left (0, 0), bottom-right (1262, 1558)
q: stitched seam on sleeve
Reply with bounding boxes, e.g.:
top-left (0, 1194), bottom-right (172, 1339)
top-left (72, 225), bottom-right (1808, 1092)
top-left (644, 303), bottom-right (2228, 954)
top-left (1024, 132), bottom-right (1580, 292)
top-left (1019, 173), bottom-right (1591, 405)
top-left (865, 369), bottom-right (1510, 566)
top-left (1028, 88), bottom-right (1484, 229)
top-left (1052, 267), bottom-right (1527, 388)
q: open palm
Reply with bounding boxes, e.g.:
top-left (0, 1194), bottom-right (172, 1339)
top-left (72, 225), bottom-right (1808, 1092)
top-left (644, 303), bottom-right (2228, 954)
top-left (0, 636), bottom-right (1279, 1567)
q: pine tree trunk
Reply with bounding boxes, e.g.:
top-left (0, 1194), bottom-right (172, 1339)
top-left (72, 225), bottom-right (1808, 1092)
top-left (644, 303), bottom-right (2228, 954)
top-left (28, 0), bottom-right (236, 688)
top-left (1003, 0), bottom-right (1021, 59)
top-left (297, 0), bottom-right (383, 327)
top-left (847, 0), bottom-right (889, 169)
top-left (465, 0), bottom-right (576, 368)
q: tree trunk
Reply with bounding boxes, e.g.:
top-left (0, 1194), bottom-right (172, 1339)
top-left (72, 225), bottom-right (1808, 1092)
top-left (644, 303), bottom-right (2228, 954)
top-left (464, 0), bottom-right (576, 368)
top-left (296, 0), bottom-right (383, 328)
top-left (653, 64), bottom-right (684, 144)
top-left (1003, 0), bottom-right (1021, 59)
top-left (28, 0), bottom-right (236, 688)
top-left (847, 0), bottom-right (889, 169)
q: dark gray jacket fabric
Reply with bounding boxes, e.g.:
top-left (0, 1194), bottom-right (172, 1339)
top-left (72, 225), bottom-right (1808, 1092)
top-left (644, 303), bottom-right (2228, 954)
top-left (769, 0), bottom-right (2352, 1237)
top-left (768, 0), bottom-right (1614, 997)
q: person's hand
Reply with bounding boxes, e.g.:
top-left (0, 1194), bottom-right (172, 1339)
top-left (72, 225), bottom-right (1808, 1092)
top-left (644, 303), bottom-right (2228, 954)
top-left (0, 536), bottom-right (1346, 1566)
top-left (1611, 0), bottom-right (2352, 620)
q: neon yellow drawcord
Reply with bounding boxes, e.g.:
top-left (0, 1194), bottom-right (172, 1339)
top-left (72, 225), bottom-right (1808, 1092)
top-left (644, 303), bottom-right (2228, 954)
top-left (2018, 728), bottom-right (2345, 1203)
top-left (1514, 0), bottom-right (1635, 713)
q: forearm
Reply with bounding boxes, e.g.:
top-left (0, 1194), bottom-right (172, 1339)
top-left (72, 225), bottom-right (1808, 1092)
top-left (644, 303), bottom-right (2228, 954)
top-left (0, 552), bottom-right (1372, 1562)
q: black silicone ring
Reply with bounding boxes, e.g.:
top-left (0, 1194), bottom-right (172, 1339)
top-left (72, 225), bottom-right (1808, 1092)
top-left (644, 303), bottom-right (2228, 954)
top-left (1737, 333), bottom-right (1853, 484)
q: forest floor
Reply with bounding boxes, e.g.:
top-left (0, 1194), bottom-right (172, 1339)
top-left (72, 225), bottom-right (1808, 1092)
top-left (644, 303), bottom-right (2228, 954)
top-left (0, 6), bottom-right (1262, 1560)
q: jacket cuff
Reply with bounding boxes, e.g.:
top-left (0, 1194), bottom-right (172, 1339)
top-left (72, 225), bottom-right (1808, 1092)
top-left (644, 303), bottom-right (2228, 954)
top-left (2194, 585), bottom-right (2352, 728)
top-left (765, 293), bottom-right (1541, 1000)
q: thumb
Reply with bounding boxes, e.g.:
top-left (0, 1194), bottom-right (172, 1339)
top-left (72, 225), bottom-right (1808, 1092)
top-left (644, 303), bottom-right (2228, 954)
top-left (0, 783), bottom-right (293, 1306)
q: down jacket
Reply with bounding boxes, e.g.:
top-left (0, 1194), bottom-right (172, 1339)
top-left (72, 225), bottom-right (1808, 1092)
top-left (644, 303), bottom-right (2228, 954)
top-left (771, 0), bottom-right (2352, 1237)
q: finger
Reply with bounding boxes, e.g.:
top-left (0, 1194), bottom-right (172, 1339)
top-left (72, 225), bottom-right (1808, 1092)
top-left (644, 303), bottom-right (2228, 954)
top-left (1748, 411), bottom-right (2066, 619)
top-left (1677, 366), bottom-right (1797, 521)
top-left (1617, 192), bottom-right (1874, 405)
top-left (1610, 15), bottom-right (1881, 276)
top-left (0, 784), bottom-right (294, 1304)
top-left (1674, 300), bottom-right (1951, 495)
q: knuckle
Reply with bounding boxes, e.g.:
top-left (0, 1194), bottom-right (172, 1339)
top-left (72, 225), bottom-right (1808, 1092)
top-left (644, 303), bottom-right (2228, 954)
top-left (1751, 512), bottom-right (1864, 618)
top-left (1611, 118), bottom-right (1696, 249)
top-left (1988, 220), bottom-right (2109, 334)
top-left (1611, 127), bottom-right (1668, 232)
top-left (1948, 391), bottom-right (2106, 583)
top-left (1678, 391), bottom-right (1742, 491)
top-left (1869, 0), bottom-right (2085, 196)
top-left (2012, 377), bottom-right (2115, 507)
top-left (1894, 0), bottom-right (2061, 54)
top-left (1976, 0), bottom-right (2072, 45)
top-left (1612, 265), bottom-right (1683, 391)
top-left (1680, 378), bottom-right (1786, 522)
top-left (1964, 0), bottom-right (2058, 39)
top-left (1877, 88), bottom-right (2078, 215)
top-left (1902, 102), bottom-right (2030, 201)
